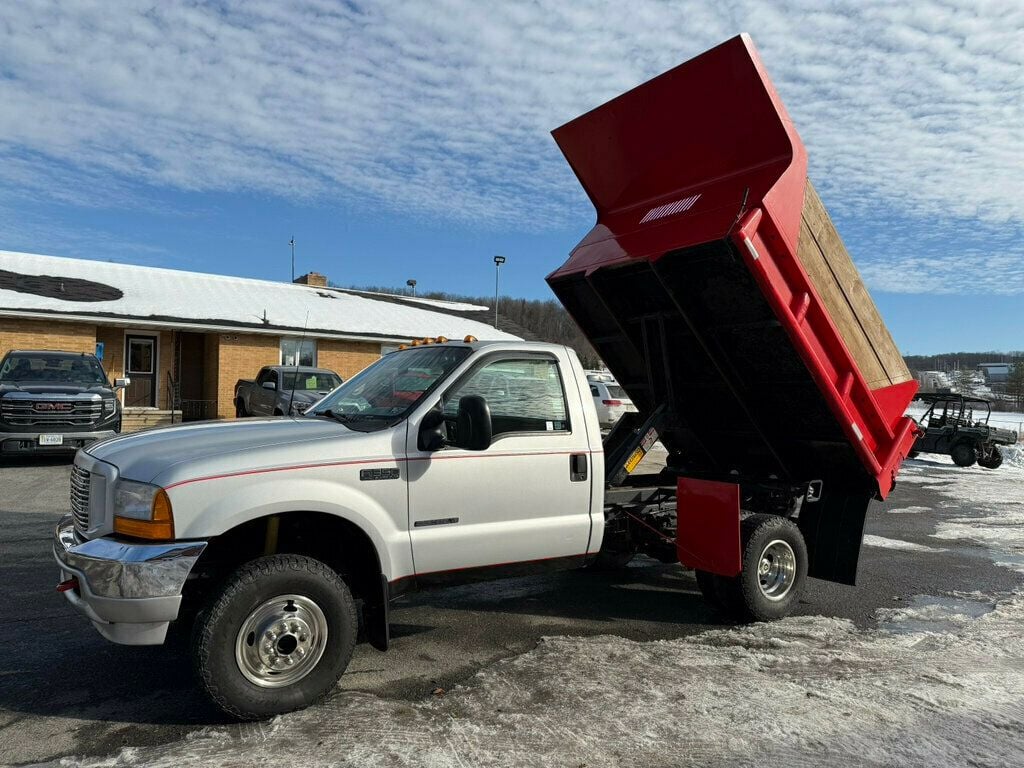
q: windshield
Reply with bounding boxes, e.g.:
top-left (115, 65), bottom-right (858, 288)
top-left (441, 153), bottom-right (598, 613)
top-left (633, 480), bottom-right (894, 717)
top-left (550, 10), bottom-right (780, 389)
top-left (307, 345), bottom-right (472, 430)
top-left (282, 372), bottom-right (341, 391)
top-left (0, 354), bottom-right (108, 386)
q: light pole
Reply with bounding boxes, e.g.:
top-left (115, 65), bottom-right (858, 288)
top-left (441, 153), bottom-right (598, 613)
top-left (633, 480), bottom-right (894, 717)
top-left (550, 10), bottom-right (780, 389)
top-left (406, 279), bottom-right (417, 296)
top-left (289, 237), bottom-right (295, 282)
top-left (493, 255), bottom-right (506, 330)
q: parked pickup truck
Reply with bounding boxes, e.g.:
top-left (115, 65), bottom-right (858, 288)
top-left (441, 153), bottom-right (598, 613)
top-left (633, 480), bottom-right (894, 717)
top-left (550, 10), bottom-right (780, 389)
top-left (53, 35), bottom-right (919, 721)
top-left (0, 349), bottom-right (128, 454)
top-left (234, 366), bottom-right (342, 417)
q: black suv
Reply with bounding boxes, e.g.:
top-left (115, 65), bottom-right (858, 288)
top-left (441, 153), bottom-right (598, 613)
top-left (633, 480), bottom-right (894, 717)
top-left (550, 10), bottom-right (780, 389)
top-left (0, 350), bottom-right (128, 454)
top-left (911, 393), bottom-right (1018, 469)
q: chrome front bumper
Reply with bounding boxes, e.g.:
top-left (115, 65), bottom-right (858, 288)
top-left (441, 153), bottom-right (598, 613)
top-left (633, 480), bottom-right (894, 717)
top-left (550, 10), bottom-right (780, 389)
top-left (53, 515), bottom-right (207, 645)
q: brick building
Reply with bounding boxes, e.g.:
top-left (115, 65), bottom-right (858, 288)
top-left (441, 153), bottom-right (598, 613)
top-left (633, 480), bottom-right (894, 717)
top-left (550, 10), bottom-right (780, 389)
top-left (1, 251), bottom-right (518, 429)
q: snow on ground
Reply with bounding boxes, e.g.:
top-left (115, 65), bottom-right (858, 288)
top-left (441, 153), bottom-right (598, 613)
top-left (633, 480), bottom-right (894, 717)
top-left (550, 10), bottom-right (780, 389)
top-left (862, 534), bottom-right (945, 552)
top-left (885, 506), bottom-right (931, 514)
top-left (1004, 444), bottom-right (1024, 469)
top-left (58, 459), bottom-right (1024, 767)
top-left (896, 455), bottom-right (1024, 573)
top-left (59, 597), bottom-right (1024, 767)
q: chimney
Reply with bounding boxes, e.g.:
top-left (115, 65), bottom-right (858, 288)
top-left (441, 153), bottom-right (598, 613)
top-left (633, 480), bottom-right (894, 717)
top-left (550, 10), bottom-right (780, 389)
top-left (294, 272), bottom-right (328, 288)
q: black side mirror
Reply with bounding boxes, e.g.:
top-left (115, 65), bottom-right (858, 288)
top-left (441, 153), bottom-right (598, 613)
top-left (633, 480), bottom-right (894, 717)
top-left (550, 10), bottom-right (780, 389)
top-left (456, 395), bottom-right (492, 451)
top-left (418, 408), bottom-right (447, 452)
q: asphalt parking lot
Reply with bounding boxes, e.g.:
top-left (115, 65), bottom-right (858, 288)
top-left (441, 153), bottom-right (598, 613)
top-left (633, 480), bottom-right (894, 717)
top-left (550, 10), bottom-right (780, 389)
top-left (1, 453), bottom-right (1021, 766)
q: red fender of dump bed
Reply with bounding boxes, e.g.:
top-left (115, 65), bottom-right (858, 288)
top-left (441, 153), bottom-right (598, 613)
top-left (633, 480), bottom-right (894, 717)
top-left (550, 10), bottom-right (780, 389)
top-left (549, 34), bottom-right (917, 502)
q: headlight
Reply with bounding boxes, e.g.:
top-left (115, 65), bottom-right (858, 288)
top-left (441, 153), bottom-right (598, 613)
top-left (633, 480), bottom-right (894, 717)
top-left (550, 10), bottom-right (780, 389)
top-left (112, 479), bottom-right (174, 539)
top-left (102, 399), bottom-right (116, 414)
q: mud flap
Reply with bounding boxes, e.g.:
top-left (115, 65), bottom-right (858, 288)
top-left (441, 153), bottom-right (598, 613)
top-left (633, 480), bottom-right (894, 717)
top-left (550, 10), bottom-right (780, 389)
top-left (676, 478), bottom-right (741, 577)
top-left (797, 491), bottom-right (870, 585)
top-left (364, 573), bottom-right (390, 651)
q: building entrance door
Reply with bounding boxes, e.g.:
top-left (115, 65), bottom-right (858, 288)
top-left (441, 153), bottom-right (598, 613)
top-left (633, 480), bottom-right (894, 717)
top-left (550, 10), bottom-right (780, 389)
top-left (125, 334), bottom-right (157, 407)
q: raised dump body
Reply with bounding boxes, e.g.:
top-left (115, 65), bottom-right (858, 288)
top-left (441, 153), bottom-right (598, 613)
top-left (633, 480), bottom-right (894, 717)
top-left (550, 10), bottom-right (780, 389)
top-left (548, 34), bottom-right (918, 584)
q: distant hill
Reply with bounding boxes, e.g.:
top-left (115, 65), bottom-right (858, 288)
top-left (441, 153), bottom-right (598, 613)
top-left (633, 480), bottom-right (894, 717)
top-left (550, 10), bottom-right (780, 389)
top-left (337, 284), bottom-right (600, 368)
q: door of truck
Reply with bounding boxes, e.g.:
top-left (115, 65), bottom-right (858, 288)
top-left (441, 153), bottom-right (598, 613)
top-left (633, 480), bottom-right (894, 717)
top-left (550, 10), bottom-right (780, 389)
top-left (405, 351), bottom-right (594, 580)
top-left (250, 368), bottom-right (277, 415)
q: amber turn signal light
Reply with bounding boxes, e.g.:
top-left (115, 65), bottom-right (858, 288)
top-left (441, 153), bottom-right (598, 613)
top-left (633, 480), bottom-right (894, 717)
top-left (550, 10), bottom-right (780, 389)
top-left (114, 489), bottom-right (175, 540)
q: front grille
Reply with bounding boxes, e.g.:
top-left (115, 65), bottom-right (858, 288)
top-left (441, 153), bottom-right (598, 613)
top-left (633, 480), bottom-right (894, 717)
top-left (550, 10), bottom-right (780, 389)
top-left (70, 465), bottom-right (92, 533)
top-left (1, 400), bottom-right (104, 427)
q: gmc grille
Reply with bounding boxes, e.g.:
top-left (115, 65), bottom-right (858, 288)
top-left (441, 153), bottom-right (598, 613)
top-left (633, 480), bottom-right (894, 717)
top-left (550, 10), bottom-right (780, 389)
top-left (70, 465), bottom-right (92, 533)
top-left (1, 400), bottom-right (104, 427)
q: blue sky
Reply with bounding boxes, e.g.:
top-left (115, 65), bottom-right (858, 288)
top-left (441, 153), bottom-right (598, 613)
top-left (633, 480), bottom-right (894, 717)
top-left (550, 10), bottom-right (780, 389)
top-left (1, 0), bottom-right (1021, 355)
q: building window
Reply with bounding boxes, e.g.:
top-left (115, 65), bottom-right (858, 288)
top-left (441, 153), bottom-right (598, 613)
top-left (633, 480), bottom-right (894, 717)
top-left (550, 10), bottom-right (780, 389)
top-left (281, 338), bottom-right (316, 367)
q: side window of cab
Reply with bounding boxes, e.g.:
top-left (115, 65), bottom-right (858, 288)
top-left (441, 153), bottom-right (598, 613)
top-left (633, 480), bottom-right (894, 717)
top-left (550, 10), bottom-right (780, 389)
top-left (442, 357), bottom-right (569, 440)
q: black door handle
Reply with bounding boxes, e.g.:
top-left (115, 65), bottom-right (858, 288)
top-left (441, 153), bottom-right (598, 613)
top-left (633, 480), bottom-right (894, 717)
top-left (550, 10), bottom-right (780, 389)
top-left (570, 453), bottom-right (588, 482)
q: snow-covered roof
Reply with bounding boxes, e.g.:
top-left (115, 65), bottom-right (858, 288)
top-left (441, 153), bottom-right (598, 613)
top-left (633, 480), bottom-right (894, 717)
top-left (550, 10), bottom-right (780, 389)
top-left (0, 251), bottom-right (520, 343)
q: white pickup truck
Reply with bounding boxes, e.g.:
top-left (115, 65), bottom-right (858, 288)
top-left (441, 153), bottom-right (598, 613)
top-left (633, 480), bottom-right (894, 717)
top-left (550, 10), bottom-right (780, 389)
top-left (56, 340), bottom-right (677, 718)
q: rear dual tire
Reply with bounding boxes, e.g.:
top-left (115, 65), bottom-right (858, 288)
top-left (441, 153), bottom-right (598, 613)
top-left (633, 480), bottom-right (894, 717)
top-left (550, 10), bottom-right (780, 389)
top-left (697, 514), bottom-right (808, 622)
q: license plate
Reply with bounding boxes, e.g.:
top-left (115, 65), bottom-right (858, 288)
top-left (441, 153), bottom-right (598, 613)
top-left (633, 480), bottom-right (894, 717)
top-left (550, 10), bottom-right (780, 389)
top-left (38, 434), bottom-right (64, 446)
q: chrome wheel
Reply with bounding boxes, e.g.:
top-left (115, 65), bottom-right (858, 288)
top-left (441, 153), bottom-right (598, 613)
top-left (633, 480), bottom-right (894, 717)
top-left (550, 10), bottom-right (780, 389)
top-left (757, 539), bottom-right (796, 601)
top-left (235, 594), bottom-right (328, 688)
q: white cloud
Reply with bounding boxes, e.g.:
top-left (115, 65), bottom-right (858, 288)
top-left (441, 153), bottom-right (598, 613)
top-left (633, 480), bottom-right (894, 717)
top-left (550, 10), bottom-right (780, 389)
top-left (0, 1), bottom-right (1021, 289)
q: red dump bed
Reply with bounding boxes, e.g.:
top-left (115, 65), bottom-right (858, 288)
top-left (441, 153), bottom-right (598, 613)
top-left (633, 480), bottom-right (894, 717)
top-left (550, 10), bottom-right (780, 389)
top-left (548, 34), bottom-right (917, 502)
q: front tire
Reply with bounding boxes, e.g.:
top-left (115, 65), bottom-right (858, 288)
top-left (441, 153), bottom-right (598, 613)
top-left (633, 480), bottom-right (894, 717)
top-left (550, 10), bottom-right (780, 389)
top-left (951, 442), bottom-right (977, 467)
top-left (235, 399), bottom-right (248, 418)
top-left (697, 514), bottom-right (807, 622)
top-left (978, 445), bottom-right (1003, 470)
top-left (192, 555), bottom-right (358, 720)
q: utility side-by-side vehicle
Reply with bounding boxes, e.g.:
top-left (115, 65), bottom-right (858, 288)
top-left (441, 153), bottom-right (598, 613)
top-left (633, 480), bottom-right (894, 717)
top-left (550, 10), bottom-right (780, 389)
top-left (910, 393), bottom-right (1017, 468)
top-left (54, 35), bottom-right (919, 719)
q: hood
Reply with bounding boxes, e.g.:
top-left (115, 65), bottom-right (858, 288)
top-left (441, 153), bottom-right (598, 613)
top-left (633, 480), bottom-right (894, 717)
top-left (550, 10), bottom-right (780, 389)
top-left (1, 383), bottom-right (112, 397)
top-left (990, 426), bottom-right (1019, 444)
top-left (87, 417), bottom-right (378, 485)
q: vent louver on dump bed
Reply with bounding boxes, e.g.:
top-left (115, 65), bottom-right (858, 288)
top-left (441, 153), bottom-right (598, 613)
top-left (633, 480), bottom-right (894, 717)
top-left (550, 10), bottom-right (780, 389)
top-left (547, 34), bottom-right (917, 499)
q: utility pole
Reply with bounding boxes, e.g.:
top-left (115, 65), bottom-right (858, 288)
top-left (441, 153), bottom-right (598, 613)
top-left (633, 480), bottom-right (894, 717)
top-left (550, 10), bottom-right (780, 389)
top-left (289, 237), bottom-right (295, 282)
top-left (493, 255), bottom-right (506, 330)
top-left (406, 279), bottom-right (417, 297)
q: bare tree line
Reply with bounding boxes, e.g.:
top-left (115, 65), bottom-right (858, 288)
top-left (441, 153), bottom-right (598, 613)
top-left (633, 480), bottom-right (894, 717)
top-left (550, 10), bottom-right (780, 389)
top-left (342, 284), bottom-right (601, 368)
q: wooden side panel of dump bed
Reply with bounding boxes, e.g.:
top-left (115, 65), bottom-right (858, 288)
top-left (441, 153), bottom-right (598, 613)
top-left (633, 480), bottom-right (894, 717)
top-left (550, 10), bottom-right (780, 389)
top-left (796, 181), bottom-right (912, 390)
